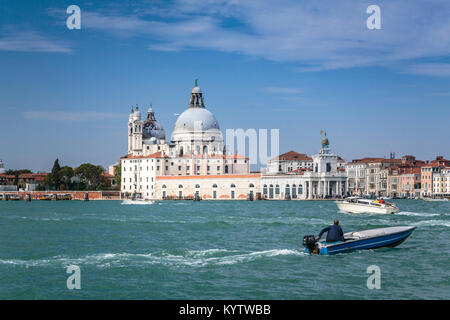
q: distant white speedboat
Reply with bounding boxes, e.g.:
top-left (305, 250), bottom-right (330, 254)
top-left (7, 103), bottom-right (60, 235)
top-left (121, 199), bottom-right (155, 205)
top-left (422, 197), bottom-right (449, 202)
top-left (336, 197), bottom-right (399, 214)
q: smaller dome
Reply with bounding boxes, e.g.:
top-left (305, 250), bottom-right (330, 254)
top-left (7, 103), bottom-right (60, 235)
top-left (191, 86), bottom-right (202, 94)
top-left (142, 105), bottom-right (165, 142)
top-left (143, 120), bottom-right (165, 141)
top-left (133, 107), bottom-right (141, 120)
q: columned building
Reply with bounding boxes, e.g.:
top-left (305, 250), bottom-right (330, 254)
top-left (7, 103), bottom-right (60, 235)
top-left (261, 134), bottom-right (347, 199)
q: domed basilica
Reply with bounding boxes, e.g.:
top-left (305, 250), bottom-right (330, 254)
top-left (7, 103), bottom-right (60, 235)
top-left (127, 81), bottom-right (223, 158)
top-left (121, 81), bottom-right (347, 201)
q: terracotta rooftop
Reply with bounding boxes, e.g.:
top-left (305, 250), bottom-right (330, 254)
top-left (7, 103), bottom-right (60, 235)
top-left (121, 152), bottom-right (168, 159)
top-left (271, 151), bottom-right (312, 161)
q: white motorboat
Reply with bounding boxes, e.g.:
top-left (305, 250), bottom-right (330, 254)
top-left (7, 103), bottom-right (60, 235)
top-left (335, 197), bottom-right (399, 214)
top-left (121, 199), bottom-right (155, 205)
top-left (422, 197), bottom-right (449, 202)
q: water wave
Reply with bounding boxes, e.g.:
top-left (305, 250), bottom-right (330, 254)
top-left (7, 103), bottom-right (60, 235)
top-left (412, 220), bottom-right (450, 228)
top-left (0, 248), bottom-right (306, 268)
top-left (397, 211), bottom-right (440, 217)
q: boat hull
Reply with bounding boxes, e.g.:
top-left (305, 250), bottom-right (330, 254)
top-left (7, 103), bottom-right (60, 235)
top-left (121, 200), bottom-right (155, 205)
top-left (305, 226), bottom-right (416, 255)
top-left (336, 201), bottom-right (398, 214)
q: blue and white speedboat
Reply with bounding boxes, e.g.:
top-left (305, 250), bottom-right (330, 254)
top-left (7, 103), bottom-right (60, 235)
top-left (303, 226), bottom-right (416, 255)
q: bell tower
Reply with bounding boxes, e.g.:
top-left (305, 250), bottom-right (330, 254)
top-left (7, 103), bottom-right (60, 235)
top-left (128, 106), bottom-right (134, 154)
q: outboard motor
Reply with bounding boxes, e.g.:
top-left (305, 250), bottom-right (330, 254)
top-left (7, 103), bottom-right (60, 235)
top-left (303, 235), bottom-right (317, 254)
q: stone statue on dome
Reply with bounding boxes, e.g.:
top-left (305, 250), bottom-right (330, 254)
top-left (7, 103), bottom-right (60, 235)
top-left (320, 130), bottom-right (329, 148)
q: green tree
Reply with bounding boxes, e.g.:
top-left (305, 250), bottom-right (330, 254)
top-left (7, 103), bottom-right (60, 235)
top-left (43, 174), bottom-right (52, 190)
top-left (114, 163), bottom-right (121, 188)
top-left (58, 166), bottom-right (74, 190)
top-left (51, 159), bottom-right (61, 189)
top-left (75, 163), bottom-right (105, 190)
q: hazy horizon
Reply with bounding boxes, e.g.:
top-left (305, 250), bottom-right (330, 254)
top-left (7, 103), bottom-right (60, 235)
top-left (1, 0), bottom-right (449, 172)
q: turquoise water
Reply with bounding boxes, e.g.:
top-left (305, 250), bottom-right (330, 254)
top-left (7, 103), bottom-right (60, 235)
top-left (0, 200), bottom-right (448, 299)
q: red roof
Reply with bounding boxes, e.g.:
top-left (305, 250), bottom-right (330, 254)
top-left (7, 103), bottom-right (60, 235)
top-left (0, 174), bottom-right (15, 179)
top-left (102, 172), bottom-right (115, 178)
top-left (272, 151), bottom-right (312, 161)
top-left (18, 173), bottom-right (48, 179)
top-left (121, 152), bottom-right (168, 159)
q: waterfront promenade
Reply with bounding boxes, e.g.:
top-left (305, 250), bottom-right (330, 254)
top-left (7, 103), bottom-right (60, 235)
top-left (0, 191), bottom-right (121, 200)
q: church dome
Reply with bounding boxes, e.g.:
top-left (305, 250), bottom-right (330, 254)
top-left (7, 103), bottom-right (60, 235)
top-left (142, 104), bottom-right (166, 142)
top-left (143, 120), bottom-right (165, 141)
top-left (171, 81), bottom-right (221, 139)
top-left (173, 108), bottom-right (220, 133)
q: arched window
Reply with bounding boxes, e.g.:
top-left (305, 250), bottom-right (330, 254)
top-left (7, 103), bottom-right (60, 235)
top-left (212, 184), bottom-right (218, 188)
top-left (269, 184), bottom-right (274, 199)
top-left (275, 184), bottom-right (280, 195)
top-left (263, 184), bottom-right (268, 195)
top-left (225, 165), bottom-right (229, 174)
top-left (292, 184), bottom-right (297, 198)
top-left (203, 145), bottom-right (208, 154)
top-left (162, 185), bottom-right (167, 189)
top-left (230, 184), bottom-right (236, 188)
top-left (249, 183), bottom-right (254, 188)
top-left (299, 184), bottom-right (303, 195)
top-left (178, 184), bottom-right (183, 188)
top-left (195, 184), bottom-right (200, 188)
top-left (285, 184), bottom-right (290, 195)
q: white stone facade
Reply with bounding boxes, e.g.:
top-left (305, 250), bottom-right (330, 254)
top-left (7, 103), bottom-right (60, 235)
top-left (121, 82), bottom-right (250, 199)
top-left (261, 140), bottom-right (347, 199)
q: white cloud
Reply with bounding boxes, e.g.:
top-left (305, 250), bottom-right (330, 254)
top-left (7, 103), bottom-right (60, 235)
top-left (23, 111), bottom-right (126, 121)
top-left (47, 0), bottom-right (450, 74)
top-left (405, 63), bottom-right (450, 77)
top-left (0, 29), bottom-right (71, 53)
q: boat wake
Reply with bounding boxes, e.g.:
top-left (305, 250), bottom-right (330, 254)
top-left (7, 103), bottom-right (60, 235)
top-left (412, 220), bottom-right (450, 228)
top-left (397, 211), bottom-right (440, 217)
top-left (0, 248), bottom-right (306, 268)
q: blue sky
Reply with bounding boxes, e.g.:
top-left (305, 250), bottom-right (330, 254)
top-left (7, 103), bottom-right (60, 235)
top-left (0, 0), bottom-right (449, 171)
